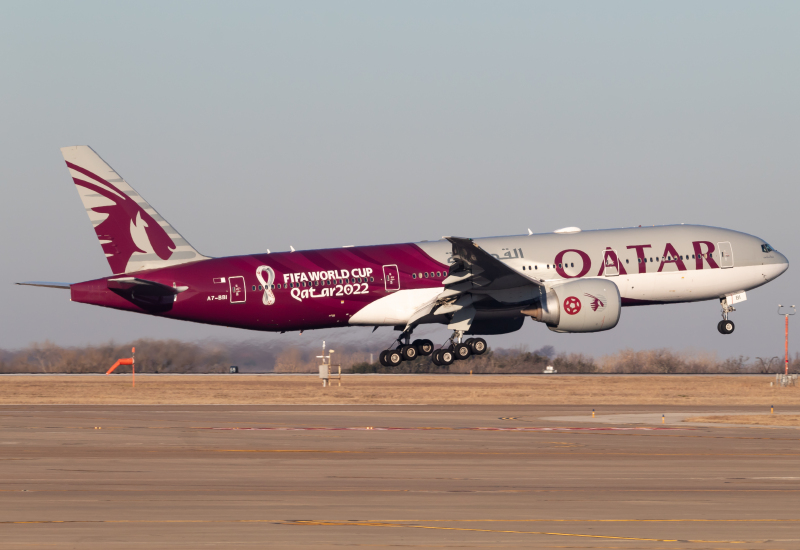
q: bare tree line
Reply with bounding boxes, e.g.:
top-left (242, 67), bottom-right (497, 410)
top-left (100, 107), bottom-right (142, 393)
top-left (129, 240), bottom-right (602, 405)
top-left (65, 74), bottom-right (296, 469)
top-left (1, 339), bottom-right (797, 374)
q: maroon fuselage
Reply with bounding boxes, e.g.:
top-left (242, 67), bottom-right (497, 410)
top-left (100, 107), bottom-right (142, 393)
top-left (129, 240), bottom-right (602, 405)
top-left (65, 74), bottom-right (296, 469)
top-left (71, 243), bottom-right (449, 332)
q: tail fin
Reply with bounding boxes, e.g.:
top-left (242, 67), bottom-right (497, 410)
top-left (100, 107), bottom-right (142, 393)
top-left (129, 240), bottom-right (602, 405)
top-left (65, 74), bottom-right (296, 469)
top-left (61, 146), bottom-right (208, 274)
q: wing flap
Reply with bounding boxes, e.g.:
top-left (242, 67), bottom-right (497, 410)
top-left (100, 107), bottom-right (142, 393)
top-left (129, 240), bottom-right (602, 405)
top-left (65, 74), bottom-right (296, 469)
top-left (445, 237), bottom-right (542, 292)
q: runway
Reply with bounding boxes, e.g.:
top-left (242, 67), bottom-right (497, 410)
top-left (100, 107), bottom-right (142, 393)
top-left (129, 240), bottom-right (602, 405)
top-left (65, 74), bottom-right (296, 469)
top-left (1, 405), bottom-right (799, 549)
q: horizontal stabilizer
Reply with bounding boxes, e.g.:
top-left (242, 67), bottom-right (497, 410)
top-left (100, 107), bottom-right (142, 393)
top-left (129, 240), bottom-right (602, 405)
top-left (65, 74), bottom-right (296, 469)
top-left (16, 281), bottom-right (71, 290)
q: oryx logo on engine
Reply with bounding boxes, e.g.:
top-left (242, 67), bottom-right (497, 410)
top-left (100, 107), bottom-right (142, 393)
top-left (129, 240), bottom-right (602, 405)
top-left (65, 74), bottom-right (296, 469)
top-left (585, 293), bottom-right (607, 312)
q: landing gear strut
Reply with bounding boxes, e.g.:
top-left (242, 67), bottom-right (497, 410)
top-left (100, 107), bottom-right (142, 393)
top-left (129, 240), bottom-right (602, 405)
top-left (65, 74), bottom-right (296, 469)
top-left (718, 299), bottom-right (735, 335)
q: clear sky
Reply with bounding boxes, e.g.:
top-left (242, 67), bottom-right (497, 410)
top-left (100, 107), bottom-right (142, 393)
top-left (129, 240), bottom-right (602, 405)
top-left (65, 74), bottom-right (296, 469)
top-left (2, 1), bottom-right (798, 359)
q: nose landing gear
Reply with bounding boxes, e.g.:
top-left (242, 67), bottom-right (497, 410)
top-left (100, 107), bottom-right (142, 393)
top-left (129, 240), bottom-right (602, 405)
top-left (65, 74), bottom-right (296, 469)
top-left (718, 299), bottom-right (736, 334)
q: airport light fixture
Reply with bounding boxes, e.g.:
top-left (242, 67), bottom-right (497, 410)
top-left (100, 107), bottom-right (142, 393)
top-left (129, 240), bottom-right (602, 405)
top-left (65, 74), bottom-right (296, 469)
top-left (777, 305), bottom-right (796, 375)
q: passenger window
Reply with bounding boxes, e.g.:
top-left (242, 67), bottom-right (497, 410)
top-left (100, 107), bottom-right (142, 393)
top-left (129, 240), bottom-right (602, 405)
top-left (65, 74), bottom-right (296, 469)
top-left (424, 272), bottom-right (429, 278)
top-left (571, 263), bottom-right (574, 268)
top-left (535, 265), bottom-right (538, 270)
top-left (412, 273), bottom-right (416, 279)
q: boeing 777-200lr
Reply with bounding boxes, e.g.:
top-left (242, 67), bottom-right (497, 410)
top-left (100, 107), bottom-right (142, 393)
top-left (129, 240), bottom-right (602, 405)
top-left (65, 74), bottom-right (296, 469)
top-left (17, 146), bottom-right (790, 366)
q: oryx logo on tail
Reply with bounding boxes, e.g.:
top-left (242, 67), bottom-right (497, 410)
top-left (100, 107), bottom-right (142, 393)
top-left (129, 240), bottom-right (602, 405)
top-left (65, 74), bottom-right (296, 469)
top-left (67, 161), bottom-right (176, 273)
top-left (61, 146), bottom-right (207, 274)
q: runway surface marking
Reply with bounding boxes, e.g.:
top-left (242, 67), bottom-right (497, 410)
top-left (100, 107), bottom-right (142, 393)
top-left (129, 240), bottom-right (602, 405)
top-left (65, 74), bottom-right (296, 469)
top-left (5, 518), bottom-right (791, 544)
top-left (6, 519), bottom-right (800, 523)
top-left (200, 426), bottom-right (689, 431)
top-left (207, 449), bottom-right (800, 457)
top-left (7, 426), bottom-right (800, 442)
top-left (286, 519), bottom-right (792, 544)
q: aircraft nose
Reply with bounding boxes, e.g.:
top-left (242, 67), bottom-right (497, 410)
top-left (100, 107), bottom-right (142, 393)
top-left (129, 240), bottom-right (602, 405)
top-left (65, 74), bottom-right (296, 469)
top-left (764, 250), bottom-right (790, 282)
top-left (778, 251), bottom-right (790, 274)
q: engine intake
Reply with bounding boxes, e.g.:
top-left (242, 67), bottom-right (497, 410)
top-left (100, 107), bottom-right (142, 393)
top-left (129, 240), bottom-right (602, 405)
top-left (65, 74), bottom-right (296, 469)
top-left (522, 279), bottom-right (621, 333)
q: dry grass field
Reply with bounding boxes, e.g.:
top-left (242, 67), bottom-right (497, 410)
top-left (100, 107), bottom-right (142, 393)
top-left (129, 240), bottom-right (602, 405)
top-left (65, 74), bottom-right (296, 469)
top-left (0, 374), bottom-right (798, 405)
top-left (684, 414), bottom-right (800, 426)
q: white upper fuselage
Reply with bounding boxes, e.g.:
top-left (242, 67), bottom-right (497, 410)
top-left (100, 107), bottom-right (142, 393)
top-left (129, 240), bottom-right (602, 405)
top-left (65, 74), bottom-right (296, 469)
top-left (350, 224), bottom-right (788, 327)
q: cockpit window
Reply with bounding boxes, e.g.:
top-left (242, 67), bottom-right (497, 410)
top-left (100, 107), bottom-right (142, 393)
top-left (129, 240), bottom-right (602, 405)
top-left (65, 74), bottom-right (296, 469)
top-left (762, 244), bottom-right (775, 253)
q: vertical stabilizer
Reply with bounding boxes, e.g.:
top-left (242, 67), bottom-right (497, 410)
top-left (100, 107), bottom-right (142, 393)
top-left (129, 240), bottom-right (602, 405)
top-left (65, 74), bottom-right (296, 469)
top-left (61, 146), bottom-right (208, 274)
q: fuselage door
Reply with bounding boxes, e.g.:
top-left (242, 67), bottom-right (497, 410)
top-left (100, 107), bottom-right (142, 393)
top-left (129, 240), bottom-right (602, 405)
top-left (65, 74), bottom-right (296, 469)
top-left (602, 249), bottom-right (620, 277)
top-left (718, 242), bottom-right (734, 268)
top-left (229, 276), bottom-right (246, 303)
top-left (383, 265), bottom-right (400, 292)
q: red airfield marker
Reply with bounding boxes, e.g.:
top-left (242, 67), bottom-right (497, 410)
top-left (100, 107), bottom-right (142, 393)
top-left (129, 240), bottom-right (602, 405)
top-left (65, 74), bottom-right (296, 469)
top-left (106, 347), bottom-right (136, 387)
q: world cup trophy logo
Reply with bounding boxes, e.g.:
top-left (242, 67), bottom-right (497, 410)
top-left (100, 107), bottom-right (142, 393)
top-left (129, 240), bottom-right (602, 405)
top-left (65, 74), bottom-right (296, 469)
top-left (255, 266), bottom-right (276, 306)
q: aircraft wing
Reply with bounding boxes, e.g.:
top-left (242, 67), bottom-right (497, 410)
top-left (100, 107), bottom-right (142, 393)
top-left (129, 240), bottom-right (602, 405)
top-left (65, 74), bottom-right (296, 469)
top-left (407, 237), bottom-right (543, 331)
top-left (443, 236), bottom-right (543, 293)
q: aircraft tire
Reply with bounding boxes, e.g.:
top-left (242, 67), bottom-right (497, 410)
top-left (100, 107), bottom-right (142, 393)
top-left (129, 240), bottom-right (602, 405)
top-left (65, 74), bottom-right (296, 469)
top-left (416, 339), bottom-right (434, 356)
top-left (440, 349), bottom-right (455, 366)
top-left (718, 320), bottom-right (735, 334)
top-left (379, 350), bottom-right (390, 367)
top-left (386, 349), bottom-right (403, 367)
top-left (469, 338), bottom-right (487, 355)
top-left (454, 343), bottom-right (471, 360)
top-left (400, 344), bottom-right (418, 361)
top-left (431, 350), bottom-right (443, 366)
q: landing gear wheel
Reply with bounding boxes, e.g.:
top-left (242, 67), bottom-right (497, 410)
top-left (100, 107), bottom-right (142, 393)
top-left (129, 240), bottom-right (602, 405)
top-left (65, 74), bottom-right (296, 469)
top-left (414, 339), bottom-right (434, 356)
top-left (454, 343), bottom-right (471, 360)
top-left (439, 348), bottom-right (455, 366)
top-left (469, 338), bottom-right (487, 355)
top-left (718, 320), bottom-right (735, 334)
top-left (431, 350), bottom-right (443, 366)
top-left (386, 349), bottom-right (403, 367)
top-left (379, 350), bottom-right (390, 367)
top-left (400, 344), bottom-right (418, 361)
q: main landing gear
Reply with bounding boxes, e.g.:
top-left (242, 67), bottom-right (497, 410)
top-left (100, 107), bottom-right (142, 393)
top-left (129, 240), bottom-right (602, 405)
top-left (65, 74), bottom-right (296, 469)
top-left (718, 298), bottom-right (735, 335)
top-left (430, 330), bottom-right (488, 367)
top-left (379, 331), bottom-right (435, 367)
top-left (378, 329), bottom-right (488, 367)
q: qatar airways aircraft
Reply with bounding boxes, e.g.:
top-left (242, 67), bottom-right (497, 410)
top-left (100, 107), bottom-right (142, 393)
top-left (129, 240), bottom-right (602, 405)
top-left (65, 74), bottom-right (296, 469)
top-left (18, 146), bottom-right (789, 367)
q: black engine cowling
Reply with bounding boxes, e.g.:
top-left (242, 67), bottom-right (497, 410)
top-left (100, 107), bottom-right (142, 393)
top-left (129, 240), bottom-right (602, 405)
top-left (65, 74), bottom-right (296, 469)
top-left (522, 279), bottom-right (621, 333)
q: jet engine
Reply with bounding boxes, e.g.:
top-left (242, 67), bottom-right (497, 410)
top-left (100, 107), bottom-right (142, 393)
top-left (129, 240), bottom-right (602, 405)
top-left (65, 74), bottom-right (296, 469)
top-left (522, 279), bottom-right (621, 333)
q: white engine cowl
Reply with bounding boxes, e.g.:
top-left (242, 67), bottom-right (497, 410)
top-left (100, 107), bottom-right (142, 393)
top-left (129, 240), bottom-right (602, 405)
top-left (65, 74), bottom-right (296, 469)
top-left (522, 279), bottom-right (621, 333)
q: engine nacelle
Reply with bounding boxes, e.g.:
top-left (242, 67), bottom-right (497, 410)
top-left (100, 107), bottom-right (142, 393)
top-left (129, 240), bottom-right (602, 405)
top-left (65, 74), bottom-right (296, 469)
top-left (522, 279), bottom-right (621, 333)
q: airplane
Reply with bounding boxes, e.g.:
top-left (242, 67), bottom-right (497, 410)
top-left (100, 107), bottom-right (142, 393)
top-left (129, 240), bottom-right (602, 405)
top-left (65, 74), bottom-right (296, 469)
top-left (17, 146), bottom-right (790, 367)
